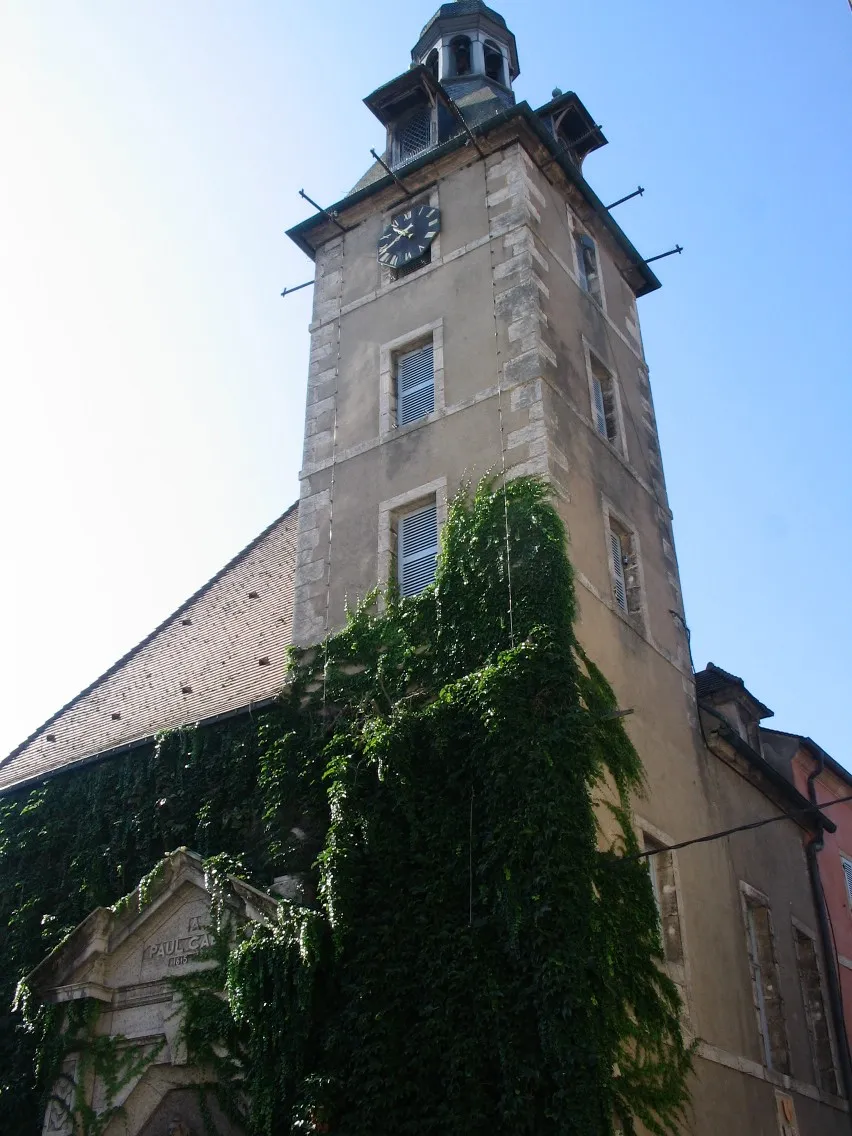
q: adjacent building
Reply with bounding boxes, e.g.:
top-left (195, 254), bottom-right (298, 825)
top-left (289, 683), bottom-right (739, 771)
top-left (763, 725), bottom-right (852, 1072)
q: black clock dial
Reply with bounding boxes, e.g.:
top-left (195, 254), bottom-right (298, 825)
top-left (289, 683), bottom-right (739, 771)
top-left (377, 204), bottom-right (441, 268)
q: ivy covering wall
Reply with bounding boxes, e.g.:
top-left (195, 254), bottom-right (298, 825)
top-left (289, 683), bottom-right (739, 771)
top-left (0, 478), bottom-right (692, 1135)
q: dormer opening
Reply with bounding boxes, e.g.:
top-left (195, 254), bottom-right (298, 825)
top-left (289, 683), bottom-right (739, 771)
top-left (425, 48), bottom-right (439, 80)
top-left (450, 35), bottom-right (472, 76)
top-left (483, 40), bottom-right (505, 84)
top-left (394, 104), bottom-right (434, 168)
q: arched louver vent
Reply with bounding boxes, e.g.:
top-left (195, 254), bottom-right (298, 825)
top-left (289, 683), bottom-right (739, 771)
top-left (399, 504), bottom-right (439, 597)
top-left (397, 344), bottom-right (435, 425)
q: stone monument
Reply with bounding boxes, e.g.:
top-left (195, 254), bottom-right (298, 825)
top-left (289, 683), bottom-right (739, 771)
top-left (27, 848), bottom-right (278, 1136)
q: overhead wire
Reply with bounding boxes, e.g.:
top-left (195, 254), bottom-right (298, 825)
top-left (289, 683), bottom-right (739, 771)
top-left (621, 792), bottom-right (852, 863)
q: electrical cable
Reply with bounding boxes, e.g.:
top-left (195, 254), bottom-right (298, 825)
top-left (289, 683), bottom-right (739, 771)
top-left (620, 792), bottom-right (852, 863)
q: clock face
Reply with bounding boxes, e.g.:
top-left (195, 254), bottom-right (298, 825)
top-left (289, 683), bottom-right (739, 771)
top-left (377, 204), bottom-right (441, 268)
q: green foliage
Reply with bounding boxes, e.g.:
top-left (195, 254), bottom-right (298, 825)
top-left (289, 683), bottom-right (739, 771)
top-left (12, 993), bottom-right (164, 1136)
top-left (0, 714), bottom-right (274, 1130)
top-left (0, 476), bottom-right (692, 1135)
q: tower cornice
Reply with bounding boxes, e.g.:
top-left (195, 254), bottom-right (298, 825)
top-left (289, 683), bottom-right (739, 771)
top-left (286, 99), bottom-right (661, 297)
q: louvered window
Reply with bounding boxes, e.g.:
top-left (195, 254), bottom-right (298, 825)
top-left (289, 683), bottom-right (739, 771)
top-left (576, 233), bottom-right (602, 305)
top-left (842, 857), bottom-right (852, 904)
top-left (398, 503), bottom-right (438, 597)
top-left (592, 376), bottom-right (607, 436)
top-left (397, 343), bottom-right (435, 426)
top-left (609, 530), bottom-right (627, 611)
top-left (395, 108), bottom-right (433, 168)
top-left (590, 355), bottom-right (619, 446)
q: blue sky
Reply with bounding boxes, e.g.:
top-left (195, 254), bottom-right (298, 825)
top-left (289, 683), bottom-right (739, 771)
top-left (1, 0), bottom-right (850, 763)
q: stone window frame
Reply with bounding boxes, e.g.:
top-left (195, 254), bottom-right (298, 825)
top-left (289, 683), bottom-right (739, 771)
top-left (601, 497), bottom-right (646, 627)
top-left (379, 318), bottom-right (445, 439)
top-left (791, 915), bottom-right (840, 1096)
top-left (740, 881), bottom-right (791, 1075)
top-left (567, 206), bottom-right (607, 313)
top-left (582, 336), bottom-right (628, 460)
top-left (635, 814), bottom-right (692, 1034)
top-left (379, 187), bottom-right (441, 289)
top-left (377, 477), bottom-right (448, 596)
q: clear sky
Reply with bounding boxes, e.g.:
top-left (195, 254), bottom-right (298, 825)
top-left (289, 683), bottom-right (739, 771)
top-left (1, 1), bottom-right (850, 765)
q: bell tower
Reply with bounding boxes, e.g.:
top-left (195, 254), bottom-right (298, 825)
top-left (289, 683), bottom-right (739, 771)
top-left (287, 0), bottom-right (665, 658)
top-left (284, 9), bottom-right (794, 1130)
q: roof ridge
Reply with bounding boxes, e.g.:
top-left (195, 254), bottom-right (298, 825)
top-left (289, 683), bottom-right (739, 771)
top-left (0, 503), bottom-right (298, 769)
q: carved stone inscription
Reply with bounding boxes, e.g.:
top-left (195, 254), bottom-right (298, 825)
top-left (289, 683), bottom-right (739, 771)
top-left (144, 914), bottom-right (214, 970)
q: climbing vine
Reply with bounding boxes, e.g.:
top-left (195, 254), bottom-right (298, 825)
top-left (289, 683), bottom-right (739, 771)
top-left (0, 477), bottom-right (692, 1135)
top-left (12, 991), bottom-right (164, 1136)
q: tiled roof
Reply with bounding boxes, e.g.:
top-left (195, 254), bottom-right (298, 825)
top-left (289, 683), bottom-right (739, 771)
top-left (0, 505), bottom-right (299, 794)
top-left (695, 662), bottom-right (773, 719)
top-left (417, 2), bottom-right (508, 41)
top-left (695, 662), bottom-right (746, 700)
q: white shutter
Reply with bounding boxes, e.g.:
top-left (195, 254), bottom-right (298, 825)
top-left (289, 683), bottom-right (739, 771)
top-left (591, 375), bottom-right (607, 437)
top-left (609, 529), bottom-right (627, 611)
top-left (843, 858), bottom-right (852, 904)
top-left (397, 344), bottom-right (435, 426)
top-left (398, 504), bottom-right (438, 597)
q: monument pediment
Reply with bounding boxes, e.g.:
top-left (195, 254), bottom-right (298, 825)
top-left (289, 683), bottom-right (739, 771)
top-left (28, 849), bottom-right (277, 1136)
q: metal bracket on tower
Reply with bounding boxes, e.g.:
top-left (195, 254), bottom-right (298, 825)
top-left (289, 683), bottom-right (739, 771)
top-left (280, 280), bottom-right (314, 299)
top-left (298, 189), bottom-right (349, 233)
top-left (370, 149), bottom-right (415, 197)
top-left (605, 186), bottom-right (645, 210)
top-left (644, 244), bottom-right (683, 265)
top-left (434, 87), bottom-right (486, 158)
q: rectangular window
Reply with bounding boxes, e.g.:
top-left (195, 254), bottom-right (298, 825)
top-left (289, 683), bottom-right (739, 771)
top-left (644, 837), bottom-right (684, 966)
top-left (576, 232), bottom-right (602, 305)
top-left (588, 353), bottom-right (621, 449)
top-left (606, 516), bottom-right (641, 618)
top-left (842, 855), bottom-right (852, 905)
top-left (743, 892), bottom-right (790, 1073)
top-left (794, 925), bottom-right (838, 1095)
top-left (396, 342), bottom-right (435, 426)
top-left (398, 502), bottom-right (439, 597)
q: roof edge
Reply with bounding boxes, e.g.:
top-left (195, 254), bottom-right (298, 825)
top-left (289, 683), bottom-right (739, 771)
top-left (700, 704), bottom-right (836, 835)
top-left (0, 696), bottom-right (282, 798)
top-left (762, 728), bottom-right (852, 789)
top-left (286, 101), bottom-right (660, 296)
top-left (0, 503), bottom-right (298, 775)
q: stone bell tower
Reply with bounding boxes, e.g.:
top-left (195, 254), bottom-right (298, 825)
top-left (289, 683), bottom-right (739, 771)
top-left (283, 6), bottom-right (849, 1133)
top-left (287, 1), bottom-right (666, 652)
